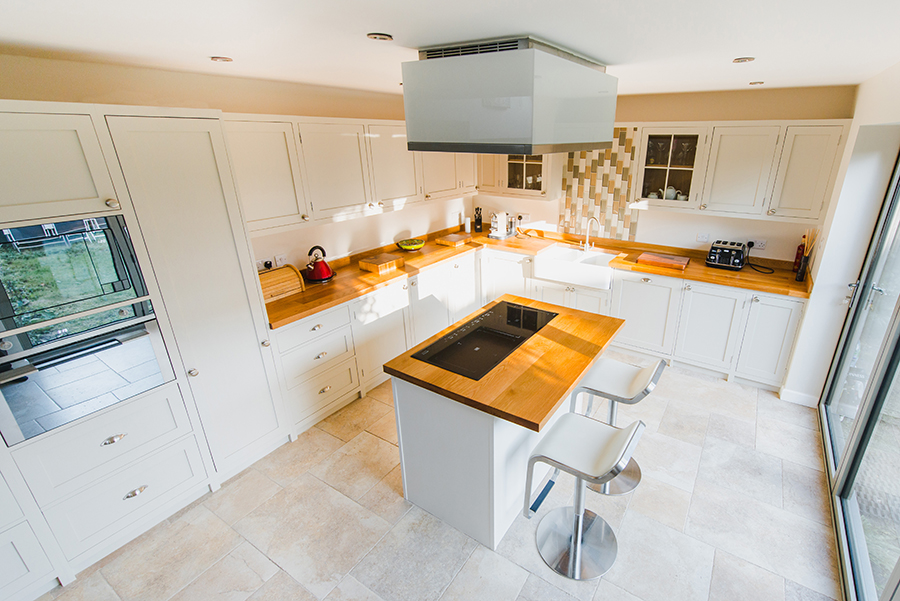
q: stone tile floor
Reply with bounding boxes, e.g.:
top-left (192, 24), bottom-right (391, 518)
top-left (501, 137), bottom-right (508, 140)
top-left (38, 352), bottom-right (843, 601)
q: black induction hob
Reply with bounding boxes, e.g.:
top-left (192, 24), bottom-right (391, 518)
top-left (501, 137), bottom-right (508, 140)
top-left (411, 301), bottom-right (558, 380)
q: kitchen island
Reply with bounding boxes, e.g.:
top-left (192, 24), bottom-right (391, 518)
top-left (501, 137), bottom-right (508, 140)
top-left (383, 295), bottom-right (624, 548)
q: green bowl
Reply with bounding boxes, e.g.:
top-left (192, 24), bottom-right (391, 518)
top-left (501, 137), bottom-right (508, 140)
top-left (397, 238), bottom-right (425, 251)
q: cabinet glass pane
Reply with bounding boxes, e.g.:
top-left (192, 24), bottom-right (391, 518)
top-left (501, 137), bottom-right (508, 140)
top-left (671, 135), bottom-right (699, 168)
top-left (667, 170), bottom-right (694, 198)
top-left (645, 136), bottom-right (672, 166)
top-left (525, 155), bottom-right (542, 163)
top-left (508, 155), bottom-right (524, 163)
top-left (508, 162), bottom-right (524, 189)
top-left (525, 163), bottom-right (542, 190)
top-left (642, 168), bottom-right (667, 198)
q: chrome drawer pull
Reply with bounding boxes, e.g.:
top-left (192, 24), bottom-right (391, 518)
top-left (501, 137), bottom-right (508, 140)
top-left (101, 433), bottom-right (127, 447)
top-left (261, 340), bottom-right (271, 347)
top-left (105, 199), bottom-right (121, 209)
top-left (319, 385), bottom-right (331, 394)
top-left (752, 296), bottom-right (761, 303)
top-left (310, 324), bottom-right (323, 332)
top-left (123, 485), bottom-right (148, 500)
top-left (641, 277), bottom-right (652, 283)
top-left (315, 352), bottom-right (327, 360)
top-left (684, 284), bottom-right (692, 291)
top-left (187, 368), bottom-right (199, 377)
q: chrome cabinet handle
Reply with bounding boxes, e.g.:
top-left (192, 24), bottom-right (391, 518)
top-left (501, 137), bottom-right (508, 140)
top-left (101, 433), bottom-right (127, 446)
top-left (301, 214), bottom-right (310, 222)
top-left (310, 324), bottom-right (323, 332)
top-left (378, 201), bottom-right (385, 208)
top-left (315, 352), bottom-right (327, 360)
top-left (767, 209), bottom-right (776, 215)
top-left (261, 340), bottom-right (271, 347)
top-left (699, 204), bottom-right (707, 210)
top-left (641, 277), bottom-right (652, 283)
top-left (411, 281), bottom-right (417, 286)
top-left (319, 385), bottom-right (331, 394)
top-left (425, 194), bottom-right (432, 199)
top-left (105, 199), bottom-right (120, 209)
top-left (187, 368), bottom-right (199, 377)
top-left (523, 259), bottom-right (532, 264)
top-left (752, 296), bottom-right (761, 303)
top-left (454, 264), bottom-right (459, 268)
top-left (402, 284), bottom-right (408, 290)
top-left (684, 284), bottom-right (692, 291)
top-left (123, 485), bottom-right (148, 500)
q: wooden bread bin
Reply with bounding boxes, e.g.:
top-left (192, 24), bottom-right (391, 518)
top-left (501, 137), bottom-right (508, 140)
top-left (259, 264), bottom-right (305, 302)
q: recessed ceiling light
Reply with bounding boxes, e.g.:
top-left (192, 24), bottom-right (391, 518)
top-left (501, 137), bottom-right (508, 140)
top-left (749, 81), bottom-right (765, 85)
top-left (210, 56), bottom-right (233, 62)
top-left (367, 33), bottom-right (393, 41)
top-left (733, 57), bottom-right (755, 63)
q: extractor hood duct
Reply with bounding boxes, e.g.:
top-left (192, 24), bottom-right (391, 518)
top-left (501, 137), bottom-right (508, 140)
top-left (401, 37), bottom-right (618, 154)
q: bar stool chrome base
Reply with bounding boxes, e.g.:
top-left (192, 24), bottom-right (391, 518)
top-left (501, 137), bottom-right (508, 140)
top-left (588, 457), bottom-right (641, 496)
top-left (536, 506), bottom-right (617, 580)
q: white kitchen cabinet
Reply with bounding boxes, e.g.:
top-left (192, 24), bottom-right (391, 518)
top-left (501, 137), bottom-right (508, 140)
top-left (448, 253), bottom-right (480, 322)
top-left (409, 252), bottom-right (480, 345)
top-left (422, 152), bottom-right (459, 199)
top-left (457, 154), bottom-right (477, 192)
top-left (0, 112), bottom-right (120, 223)
top-left (735, 293), bottom-right (804, 385)
top-left (366, 123), bottom-right (423, 209)
top-left (223, 119), bottom-right (310, 231)
top-left (674, 282), bottom-right (747, 370)
top-left (611, 271), bottom-right (683, 355)
top-left (477, 154), bottom-right (556, 198)
top-left (297, 122), bottom-right (373, 220)
top-left (0, 522), bottom-right (54, 601)
top-left (636, 125), bottom-right (710, 209)
top-left (351, 280), bottom-right (411, 388)
top-left (106, 116), bottom-right (284, 474)
top-left (766, 125), bottom-right (843, 219)
top-left (531, 281), bottom-right (610, 315)
top-left (699, 125), bottom-right (781, 215)
top-left (482, 250), bottom-right (533, 303)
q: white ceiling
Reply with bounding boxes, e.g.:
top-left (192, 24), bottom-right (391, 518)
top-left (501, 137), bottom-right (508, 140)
top-left (2, 0), bottom-right (899, 96)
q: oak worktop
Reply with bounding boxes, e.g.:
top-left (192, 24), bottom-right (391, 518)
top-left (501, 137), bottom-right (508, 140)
top-left (383, 295), bottom-right (625, 432)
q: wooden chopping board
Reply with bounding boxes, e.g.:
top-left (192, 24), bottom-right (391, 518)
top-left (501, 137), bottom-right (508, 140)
top-left (636, 252), bottom-right (690, 271)
top-left (359, 253), bottom-right (405, 275)
top-left (436, 233), bottom-right (472, 247)
top-left (259, 264), bottom-right (305, 302)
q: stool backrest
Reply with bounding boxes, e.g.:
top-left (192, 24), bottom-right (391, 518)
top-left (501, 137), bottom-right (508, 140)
top-left (596, 420), bottom-right (645, 479)
top-left (627, 360), bottom-right (667, 404)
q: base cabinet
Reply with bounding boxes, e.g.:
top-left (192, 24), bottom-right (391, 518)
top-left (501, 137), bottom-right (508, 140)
top-left (482, 251), bottom-right (533, 304)
top-left (531, 281), bottom-right (610, 316)
top-left (675, 283), bottom-right (747, 370)
top-left (409, 253), bottom-right (479, 345)
top-left (611, 271), bottom-right (683, 355)
top-left (0, 522), bottom-right (53, 601)
top-left (735, 293), bottom-right (804, 385)
top-left (351, 280), bottom-right (411, 388)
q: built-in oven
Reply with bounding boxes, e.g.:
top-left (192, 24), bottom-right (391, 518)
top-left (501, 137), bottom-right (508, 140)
top-left (0, 215), bottom-right (174, 446)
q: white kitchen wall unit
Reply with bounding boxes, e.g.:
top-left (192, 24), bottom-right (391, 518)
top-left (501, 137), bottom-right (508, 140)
top-left (699, 125), bottom-right (781, 215)
top-left (457, 154), bottom-right (477, 192)
top-left (0, 112), bottom-right (120, 223)
top-left (481, 250), bottom-right (533, 303)
top-left (635, 125), bottom-right (710, 210)
top-left (222, 119), bottom-right (310, 231)
top-left (366, 123), bottom-right (423, 209)
top-left (530, 281), bottom-right (610, 316)
top-left (476, 154), bottom-right (560, 199)
top-left (735, 293), bottom-right (804, 385)
top-left (106, 115), bottom-right (286, 476)
top-left (610, 271), bottom-right (684, 355)
top-left (674, 282), bottom-right (747, 370)
top-left (422, 153), bottom-right (477, 200)
top-left (408, 252), bottom-right (479, 345)
top-left (766, 125), bottom-right (844, 219)
top-left (350, 279), bottom-right (411, 389)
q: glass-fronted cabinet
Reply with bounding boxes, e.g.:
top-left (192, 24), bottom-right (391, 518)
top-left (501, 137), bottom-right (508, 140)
top-left (478, 154), bottom-right (551, 197)
top-left (636, 126), bottom-right (710, 209)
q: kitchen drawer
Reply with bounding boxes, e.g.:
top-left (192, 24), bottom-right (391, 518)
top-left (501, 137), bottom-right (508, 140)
top-left (275, 305), bottom-right (351, 352)
top-left (287, 357), bottom-right (359, 424)
top-left (280, 325), bottom-right (355, 388)
top-left (350, 279), bottom-right (409, 324)
top-left (0, 472), bottom-right (23, 532)
top-left (13, 382), bottom-right (192, 507)
top-left (0, 522), bottom-right (53, 600)
top-left (42, 435), bottom-right (206, 560)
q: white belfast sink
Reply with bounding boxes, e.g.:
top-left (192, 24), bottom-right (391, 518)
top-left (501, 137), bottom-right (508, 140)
top-left (533, 245), bottom-right (618, 290)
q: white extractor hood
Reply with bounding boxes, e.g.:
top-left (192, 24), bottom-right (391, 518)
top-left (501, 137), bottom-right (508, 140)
top-left (401, 38), bottom-right (618, 154)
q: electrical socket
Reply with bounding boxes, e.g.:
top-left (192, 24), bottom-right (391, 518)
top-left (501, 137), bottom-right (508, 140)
top-left (255, 258), bottom-right (273, 271)
top-left (274, 254), bottom-right (288, 268)
top-left (750, 239), bottom-right (767, 250)
top-left (517, 213), bottom-right (531, 223)
top-left (696, 233), bottom-right (709, 243)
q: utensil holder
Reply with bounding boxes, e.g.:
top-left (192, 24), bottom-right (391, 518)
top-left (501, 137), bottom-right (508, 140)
top-left (795, 256), bottom-right (809, 282)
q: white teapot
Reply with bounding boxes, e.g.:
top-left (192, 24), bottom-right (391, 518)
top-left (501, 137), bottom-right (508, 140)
top-left (659, 186), bottom-right (680, 200)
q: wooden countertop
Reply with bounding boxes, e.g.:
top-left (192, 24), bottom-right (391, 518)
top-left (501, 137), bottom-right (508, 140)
top-left (383, 294), bottom-right (625, 432)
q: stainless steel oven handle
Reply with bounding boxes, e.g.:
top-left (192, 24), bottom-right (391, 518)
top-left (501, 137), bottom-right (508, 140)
top-left (101, 433), bottom-right (127, 447)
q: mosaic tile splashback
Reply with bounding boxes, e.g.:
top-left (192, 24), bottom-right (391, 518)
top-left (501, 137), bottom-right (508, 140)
top-left (559, 126), bottom-right (639, 241)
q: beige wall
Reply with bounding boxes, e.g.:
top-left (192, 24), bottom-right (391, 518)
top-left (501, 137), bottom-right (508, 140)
top-left (0, 53), bottom-right (405, 119)
top-left (616, 86), bottom-right (857, 122)
top-left (854, 60), bottom-right (900, 126)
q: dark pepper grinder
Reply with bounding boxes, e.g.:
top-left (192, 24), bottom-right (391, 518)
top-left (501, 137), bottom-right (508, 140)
top-left (474, 207), bottom-right (483, 232)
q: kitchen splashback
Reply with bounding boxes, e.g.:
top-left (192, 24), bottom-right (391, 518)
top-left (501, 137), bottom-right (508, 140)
top-left (559, 126), bottom-right (639, 241)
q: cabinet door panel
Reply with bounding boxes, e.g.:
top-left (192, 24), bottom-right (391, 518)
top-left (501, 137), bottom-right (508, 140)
top-left (368, 124), bottom-right (420, 207)
top-left (448, 253), bottom-right (480, 322)
top-left (702, 126), bottom-right (780, 214)
top-left (457, 154), bottom-right (477, 189)
top-left (675, 284), bottom-right (746, 369)
top-left (223, 120), bottom-right (308, 230)
top-left (532, 281), bottom-right (568, 307)
top-left (611, 272), bottom-right (682, 354)
top-left (410, 266), bottom-right (452, 345)
top-left (107, 116), bottom-right (280, 470)
top-left (483, 253), bottom-right (530, 303)
top-left (572, 287), bottom-right (609, 316)
top-left (0, 522), bottom-right (53, 599)
top-left (736, 295), bottom-right (803, 384)
top-left (423, 153), bottom-right (458, 197)
top-left (0, 112), bottom-right (118, 222)
top-left (768, 125), bottom-right (842, 219)
top-left (351, 283), bottom-right (409, 386)
top-left (0, 472), bottom-right (23, 532)
top-left (478, 155), bottom-right (500, 190)
top-left (297, 122), bottom-right (371, 218)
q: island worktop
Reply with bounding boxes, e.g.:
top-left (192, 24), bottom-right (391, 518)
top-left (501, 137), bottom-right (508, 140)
top-left (384, 294), bottom-right (624, 432)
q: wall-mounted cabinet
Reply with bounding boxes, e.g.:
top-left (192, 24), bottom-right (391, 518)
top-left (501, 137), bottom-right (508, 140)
top-left (766, 125), bottom-right (843, 220)
top-left (477, 154), bottom-right (558, 199)
top-left (366, 123), bottom-right (423, 210)
top-left (635, 126), bottom-right (710, 210)
top-left (700, 125), bottom-right (781, 215)
top-left (423, 153), bottom-right (476, 200)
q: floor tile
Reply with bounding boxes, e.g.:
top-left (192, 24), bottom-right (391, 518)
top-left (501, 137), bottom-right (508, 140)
top-left (759, 391), bottom-right (819, 432)
top-left (440, 546), bottom-right (528, 601)
top-left (706, 412), bottom-right (756, 448)
top-left (654, 368), bottom-right (758, 423)
top-left (252, 427), bottom-right (343, 487)
top-left (35, 392), bottom-right (120, 430)
top-left (117, 359), bottom-right (162, 384)
top-left (325, 575), bottom-right (386, 600)
top-left (204, 468), bottom-right (283, 525)
top-left (101, 505), bottom-right (242, 601)
top-left (685, 480), bottom-right (840, 599)
top-left (632, 430), bottom-right (702, 492)
top-left (367, 410), bottom-right (398, 445)
top-left (248, 570), bottom-right (318, 601)
top-left (310, 431), bottom-right (400, 500)
top-left (592, 579), bottom-right (642, 601)
top-left (351, 506), bottom-right (477, 601)
top-left (697, 436), bottom-right (784, 508)
top-left (782, 459), bottom-right (833, 527)
top-left (629, 475), bottom-right (691, 531)
top-left (44, 369), bottom-right (129, 407)
top-left (516, 574), bottom-right (580, 601)
top-left (234, 472), bottom-right (390, 600)
top-left (32, 358), bottom-right (109, 389)
top-left (757, 417), bottom-right (825, 472)
top-left (317, 397), bottom-right (392, 442)
top-left (708, 550), bottom-right (785, 601)
top-left (605, 512), bottom-right (715, 601)
top-left (169, 541), bottom-right (278, 601)
top-left (616, 394), bottom-right (669, 434)
top-left (3, 379), bottom-right (61, 422)
top-left (95, 337), bottom-right (157, 372)
top-left (366, 379), bottom-right (394, 406)
top-left (657, 401), bottom-right (710, 447)
top-left (784, 579), bottom-right (837, 601)
top-left (358, 464), bottom-right (412, 524)
top-left (51, 571), bottom-right (120, 601)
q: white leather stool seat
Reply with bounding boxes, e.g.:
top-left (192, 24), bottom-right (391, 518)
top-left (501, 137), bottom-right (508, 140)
top-left (576, 358), bottom-right (663, 405)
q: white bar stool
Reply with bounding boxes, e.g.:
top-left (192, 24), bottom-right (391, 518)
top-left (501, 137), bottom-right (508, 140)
top-left (570, 358), bottom-right (666, 496)
top-left (523, 413), bottom-right (645, 580)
